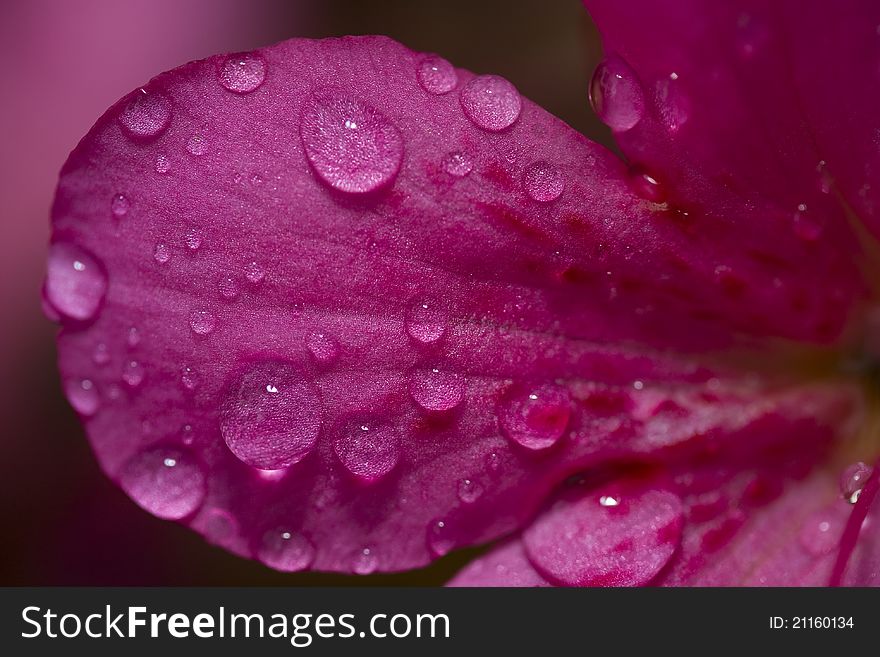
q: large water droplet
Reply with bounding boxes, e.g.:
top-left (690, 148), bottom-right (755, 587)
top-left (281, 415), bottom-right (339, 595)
top-left (589, 55), bottom-right (644, 131)
top-left (119, 447), bottom-right (206, 520)
top-left (118, 89), bottom-right (171, 140)
top-left (840, 461), bottom-right (873, 504)
top-left (300, 95), bottom-right (403, 194)
top-left (654, 75), bottom-right (690, 133)
top-left (92, 342), bottom-right (111, 366)
top-left (523, 161), bottom-right (564, 202)
top-left (351, 547), bottom-right (378, 575)
top-left (523, 486), bottom-right (683, 586)
top-left (332, 417), bottom-right (400, 483)
top-left (457, 478), bottom-right (483, 504)
top-left (405, 300), bottom-right (448, 345)
top-left (218, 52), bottom-right (267, 94)
top-left (427, 518), bottom-right (455, 557)
top-left (499, 383), bottom-right (571, 451)
top-left (186, 134), bottom-right (207, 157)
top-left (203, 508), bottom-right (238, 547)
top-left (111, 193), bottom-right (130, 218)
top-left (45, 243), bottom-right (108, 322)
top-left (628, 167), bottom-right (666, 203)
top-left (460, 75), bottom-right (521, 132)
top-left (443, 151), bottom-right (473, 177)
top-left (257, 528), bottom-right (315, 572)
top-left (305, 331), bottom-right (339, 365)
top-left (189, 310), bottom-right (216, 335)
top-left (417, 55), bottom-right (458, 94)
top-left (409, 367), bottom-right (465, 412)
top-left (220, 360), bottom-right (322, 470)
top-left (65, 378), bottom-right (99, 416)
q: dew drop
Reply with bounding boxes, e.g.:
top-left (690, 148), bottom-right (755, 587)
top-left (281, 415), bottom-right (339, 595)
top-left (122, 360), bottom-right (144, 387)
top-left (417, 55), bottom-right (458, 94)
top-left (332, 417), bottom-right (400, 483)
top-left (408, 367), bottom-right (465, 412)
top-left (499, 383), bottom-right (571, 451)
top-left (186, 134), bottom-right (207, 156)
top-left (155, 152), bottom-right (171, 174)
top-left (153, 242), bottom-right (170, 264)
top-left (460, 75), bottom-right (522, 132)
top-left (180, 366), bottom-right (199, 391)
top-left (218, 52), bottom-right (267, 94)
top-left (203, 508), bottom-right (238, 547)
top-left (654, 75), bottom-right (690, 133)
top-left (45, 243), bottom-right (108, 322)
top-left (65, 379), bottom-right (100, 416)
top-left (189, 310), bottom-right (216, 335)
top-left (352, 547), bottom-right (378, 575)
top-left (840, 461), bottom-right (873, 504)
top-left (92, 342), bottom-right (111, 366)
top-left (458, 478), bottom-right (484, 504)
top-left (245, 261), bottom-right (265, 284)
top-left (798, 510), bottom-right (839, 557)
top-left (305, 331), bottom-right (339, 365)
top-left (589, 55), bottom-right (644, 131)
top-left (523, 161), bottom-right (564, 202)
top-left (300, 95), bottom-right (403, 194)
top-left (111, 193), bottom-right (130, 218)
top-left (405, 300), bottom-right (448, 345)
top-left (427, 518), bottom-right (455, 557)
top-left (628, 167), bottom-right (666, 202)
top-left (120, 447), bottom-right (206, 520)
top-left (443, 151), bottom-right (473, 177)
top-left (126, 326), bottom-right (141, 348)
top-left (218, 276), bottom-right (240, 301)
top-left (184, 227), bottom-right (203, 251)
top-left (257, 528), bottom-right (315, 573)
top-left (118, 89), bottom-right (171, 140)
top-left (220, 360), bottom-right (322, 470)
top-left (484, 451), bottom-right (501, 473)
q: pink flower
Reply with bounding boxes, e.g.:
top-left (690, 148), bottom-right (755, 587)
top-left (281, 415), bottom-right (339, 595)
top-left (45, 1), bottom-right (880, 585)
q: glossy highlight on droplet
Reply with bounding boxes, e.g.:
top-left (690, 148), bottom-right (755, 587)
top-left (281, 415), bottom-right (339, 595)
top-left (332, 416), bottom-right (401, 483)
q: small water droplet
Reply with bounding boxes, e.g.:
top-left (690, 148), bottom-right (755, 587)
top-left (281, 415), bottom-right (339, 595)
top-left (120, 447), bottom-right (206, 520)
top-left (245, 261), bottom-right (265, 284)
top-left (122, 360), bottom-right (145, 387)
top-left (203, 508), bottom-right (238, 547)
top-left (184, 227), bottom-right (203, 251)
top-left (589, 55), bottom-right (644, 131)
top-left (332, 417), bottom-right (401, 483)
top-left (427, 518), bottom-right (455, 557)
top-left (65, 378), bottom-right (100, 416)
top-left (181, 366), bottom-right (199, 391)
top-left (417, 55), bottom-right (458, 94)
top-left (443, 151), bottom-right (473, 177)
top-left (118, 89), bottom-right (171, 140)
top-left (217, 276), bottom-right (240, 301)
top-left (186, 134), bottom-right (207, 156)
top-left (189, 310), bottom-right (216, 335)
top-left (409, 367), bottom-right (465, 412)
top-left (126, 326), bottom-right (141, 348)
top-left (220, 360), bottom-right (322, 469)
top-left (523, 161), bottom-right (564, 202)
top-left (300, 95), bottom-right (403, 194)
top-left (628, 167), bottom-right (666, 202)
top-left (218, 52), bottom-right (267, 94)
top-left (499, 383), bottom-right (571, 451)
top-left (654, 76), bottom-right (690, 133)
top-left (840, 461), bottom-right (873, 504)
top-left (798, 510), bottom-right (839, 556)
top-left (111, 193), bottom-right (130, 218)
top-left (352, 547), bottom-right (378, 575)
top-left (155, 152), bottom-right (171, 174)
top-left (458, 478), bottom-right (484, 504)
top-left (485, 451), bottom-right (501, 473)
top-left (257, 528), bottom-right (315, 572)
top-left (305, 331), bottom-right (339, 365)
top-left (92, 342), bottom-right (111, 366)
top-left (45, 243), bottom-right (108, 322)
top-left (460, 75), bottom-right (521, 131)
top-left (405, 300), bottom-right (448, 345)
top-left (153, 242), bottom-right (170, 264)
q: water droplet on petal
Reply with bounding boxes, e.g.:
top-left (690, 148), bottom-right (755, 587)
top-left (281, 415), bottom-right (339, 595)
top-left (409, 368), bottom-right (465, 412)
top-left (840, 461), bottom-right (873, 504)
top-left (218, 52), bottom-right (267, 94)
top-left (443, 151), bottom-right (473, 177)
top-left (352, 547), bottom-right (378, 575)
top-left (184, 227), bottom-right (203, 251)
top-left (499, 383), bottom-right (571, 451)
top-left (417, 55), bottom-right (458, 94)
top-left (523, 486), bottom-right (683, 586)
top-left (65, 379), bottom-right (99, 416)
top-left (92, 342), bottom-right (111, 366)
top-left (460, 75), bottom-right (521, 131)
top-left (203, 508), bottom-right (238, 547)
top-left (220, 360), bottom-right (322, 470)
top-left (155, 152), bottom-right (171, 174)
top-left (427, 518), bottom-right (455, 557)
top-left (218, 276), bottom-right (240, 300)
top-left (189, 310), bottom-right (216, 335)
top-left (45, 243), bottom-right (108, 322)
top-left (245, 261), bottom-right (265, 284)
top-left (458, 478), bottom-right (483, 504)
top-left (405, 300), bottom-right (448, 345)
top-left (523, 161), bottom-right (564, 202)
top-left (257, 528), bottom-right (315, 572)
top-left (120, 447), bottom-right (206, 520)
top-left (181, 366), bottom-right (199, 391)
top-left (186, 134), bottom-right (207, 156)
top-left (305, 331), bottom-right (339, 365)
top-left (300, 95), bottom-right (403, 194)
top-left (654, 76), bottom-right (690, 133)
top-left (484, 451), bottom-right (501, 473)
top-left (798, 509), bottom-right (840, 556)
top-left (153, 242), bottom-right (170, 264)
top-left (122, 360), bottom-right (144, 387)
top-left (118, 89), bottom-right (171, 140)
top-left (111, 193), bottom-right (130, 218)
top-left (332, 417), bottom-right (400, 483)
top-left (126, 326), bottom-right (141, 348)
top-left (628, 167), bottom-right (666, 202)
top-left (589, 56), bottom-right (644, 131)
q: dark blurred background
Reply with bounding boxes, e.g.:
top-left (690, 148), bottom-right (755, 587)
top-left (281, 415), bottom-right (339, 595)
top-left (0, 0), bottom-right (609, 585)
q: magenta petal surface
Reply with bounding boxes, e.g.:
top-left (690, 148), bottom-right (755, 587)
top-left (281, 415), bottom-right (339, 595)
top-left (49, 33), bottom-right (870, 575)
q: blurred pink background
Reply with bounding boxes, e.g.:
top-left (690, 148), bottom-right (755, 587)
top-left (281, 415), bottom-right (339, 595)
top-left (0, 0), bottom-right (606, 584)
